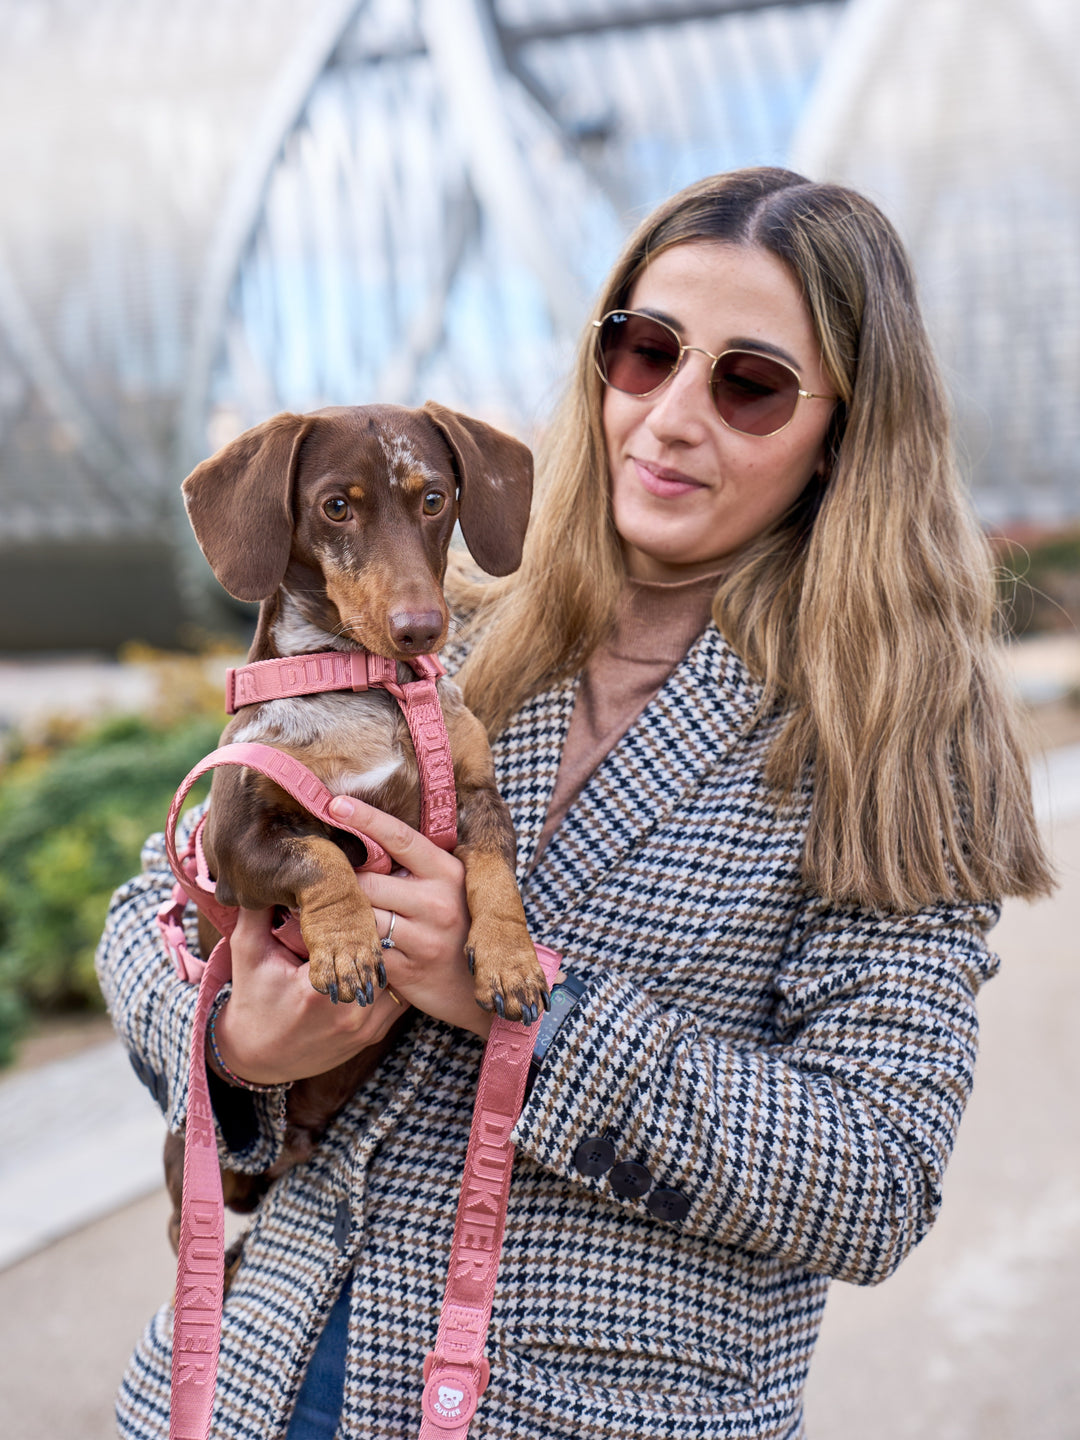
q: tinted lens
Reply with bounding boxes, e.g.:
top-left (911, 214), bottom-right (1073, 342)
top-left (597, 312), bottom-right (681, 395)
top-left (711, 351), bottom-right (801, 436)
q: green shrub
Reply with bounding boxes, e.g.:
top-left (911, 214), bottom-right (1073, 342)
top-left (995, 526), bottom-right (1080, 636)
top-left (0, 711), bottom-right (220, 1064)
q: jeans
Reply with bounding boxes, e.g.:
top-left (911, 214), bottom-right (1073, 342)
top-left (284, 1274), bottom-right (352, 1439)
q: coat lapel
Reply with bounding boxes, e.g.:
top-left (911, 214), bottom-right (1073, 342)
top-left (491, 673), bottom-right (578, 886)
top-left (526, 625), bottom-right (764, 916)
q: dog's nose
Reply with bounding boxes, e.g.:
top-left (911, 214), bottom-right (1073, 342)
top-left (388, 609), bottom-right (443, 653)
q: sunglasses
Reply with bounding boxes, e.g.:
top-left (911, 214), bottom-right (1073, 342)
top-left (592, 309), bottom-right (836, 438)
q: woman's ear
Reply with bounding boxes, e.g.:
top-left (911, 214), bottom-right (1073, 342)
top-left (420, 401), bottom-right (534, 576)
top-left (181, 413), bottom-right (314, 601)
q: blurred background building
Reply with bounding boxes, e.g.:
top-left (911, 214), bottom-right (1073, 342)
top-left (0, 0), bottom-right (1077, 649)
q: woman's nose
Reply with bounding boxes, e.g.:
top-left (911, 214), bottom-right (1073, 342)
top-left (645, 351), bottom-right (714, 443)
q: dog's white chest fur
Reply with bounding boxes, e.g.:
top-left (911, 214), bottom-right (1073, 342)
top-left (228, 689), bottom-right (408, 797)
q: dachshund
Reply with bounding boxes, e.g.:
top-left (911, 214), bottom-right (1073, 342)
top-left (163, 400), bottom-right (548, 1253)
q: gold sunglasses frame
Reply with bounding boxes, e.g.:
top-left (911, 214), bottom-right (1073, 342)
top-left (591, 309), bottom-right (836, 438)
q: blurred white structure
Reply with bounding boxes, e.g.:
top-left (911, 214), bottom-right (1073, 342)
top-left (791, 0), bottom-right (1080, 528)
top-left (0, 0), bottom-right (1075, 646)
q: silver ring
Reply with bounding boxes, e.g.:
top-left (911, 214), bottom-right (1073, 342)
top-left (380, 910), bottom-right (397, 950)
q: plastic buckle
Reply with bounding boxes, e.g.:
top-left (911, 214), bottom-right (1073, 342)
top-left (348, 653), bottom-right (370, 693)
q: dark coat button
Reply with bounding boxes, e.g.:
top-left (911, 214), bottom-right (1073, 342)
top-left (646, 1187), bottom-right (690, 1223)
top-left (608, 1161), bottom-right (652, 1198)
top-left (333, 1198), bottom-right (351, 1252)
top-left (574, 1137), bottom-right (616, 1177)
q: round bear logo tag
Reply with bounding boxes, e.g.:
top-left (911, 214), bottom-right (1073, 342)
top-left (421, 1374), bottom-right (477, 1429)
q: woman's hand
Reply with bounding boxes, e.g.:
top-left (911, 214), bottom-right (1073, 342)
top-left (211, 905), bottom-right (407, 1086)
top-left (329, 793), bottom-right (494, 1042)
top-left (211, 796), bottom-right (492, 1086)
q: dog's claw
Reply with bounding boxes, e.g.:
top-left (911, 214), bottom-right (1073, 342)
top-left (376, 961), bottom-right (386, 988)
top-left (328, 983), bottom-right (339, 1006)
top-left (466, 947), bottom-right (475, 975)
top-left (541, 989), bottom-right (552, 1013)
top-left (493, 993), bottom-right (505, 1019)
top-left (365, 978), bottom-right (375, 1005)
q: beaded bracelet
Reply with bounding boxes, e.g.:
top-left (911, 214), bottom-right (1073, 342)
top-left (206, 988), bottom-right (281, 1093)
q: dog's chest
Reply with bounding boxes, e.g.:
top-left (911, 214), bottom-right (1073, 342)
top-left (226, 689), bottom-right (415, 800)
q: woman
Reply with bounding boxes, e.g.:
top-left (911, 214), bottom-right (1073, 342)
top-left (98, 167), bottom-right (1050, 1440)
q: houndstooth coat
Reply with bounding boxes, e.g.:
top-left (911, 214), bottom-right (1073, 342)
top-left (97, 623), bottom-right (999, 1440)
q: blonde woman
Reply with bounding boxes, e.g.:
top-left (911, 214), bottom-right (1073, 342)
top-left (99, 168), bottom-right (1049, 1440)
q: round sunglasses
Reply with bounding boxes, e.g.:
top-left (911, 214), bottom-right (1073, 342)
top-left (592, 309), bottom-right (836, 438)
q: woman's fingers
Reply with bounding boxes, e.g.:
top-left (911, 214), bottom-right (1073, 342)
top-left (219, 905), bottom-right (408, 1084)
top-left (328, 793), bottom-right (459, 879)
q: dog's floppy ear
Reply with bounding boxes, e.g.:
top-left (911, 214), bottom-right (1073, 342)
top-left (421, 401), bottom-right (533, 576)
top-left (182, 412), bottom-right (314, 601)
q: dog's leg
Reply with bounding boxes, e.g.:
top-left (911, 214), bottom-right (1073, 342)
top-left (205, 773), bottom-right (386, 1006)
top-left (284, 834), bottom-right (386, 1004)
top-left (450, 710), bottom-right (549, 1024)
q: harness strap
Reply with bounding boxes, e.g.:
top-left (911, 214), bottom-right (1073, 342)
top-left (225, 649), bottom-right (457, 851)
top-left (225, 648), bottom-right (417, 713)
top-left (419, 944), bottom-right (562, 1439)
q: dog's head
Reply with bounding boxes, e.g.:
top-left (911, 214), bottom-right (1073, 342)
top-left (182, 402), bottom-right (533, 659)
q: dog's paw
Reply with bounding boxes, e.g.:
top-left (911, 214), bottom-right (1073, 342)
top-left (467, 919), bottom-right (550, 1026)
top-left (303, 905), bottom-right (384, 1007)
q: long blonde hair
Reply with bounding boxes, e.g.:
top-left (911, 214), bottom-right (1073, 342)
top-left (453, 168), bottom-right (1052, 911)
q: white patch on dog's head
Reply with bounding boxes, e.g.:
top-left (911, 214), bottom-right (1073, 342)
top-left (376, 429), bottom-right (438, 487)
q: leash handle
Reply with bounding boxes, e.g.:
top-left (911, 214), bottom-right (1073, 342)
top-left (163, 742), bottom-right (395, 1440)
top-left (163, 742), bottom-right (394, 906)
top-left (419, 943), bottom-right (564, 1439)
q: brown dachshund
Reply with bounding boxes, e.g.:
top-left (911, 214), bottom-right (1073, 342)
top-left (164, 400), bottom-right (548, 1252)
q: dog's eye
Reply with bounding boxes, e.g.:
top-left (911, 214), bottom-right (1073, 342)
top-left (422, 491), bottom-right (447, 516)
top-left (323, 497), bottom-right (350, 522)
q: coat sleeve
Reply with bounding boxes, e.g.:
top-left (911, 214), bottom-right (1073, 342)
top-left (94, 817), bottom-right (288, 1172)
top-left (512, 894), bottom-right (1000, 1284)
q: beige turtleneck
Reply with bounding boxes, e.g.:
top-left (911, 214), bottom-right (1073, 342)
top-left (532, 570), bottom-right (721, 864)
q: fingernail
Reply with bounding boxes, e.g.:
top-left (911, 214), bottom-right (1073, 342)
top-left (329, 796), bottom-right (351, 819)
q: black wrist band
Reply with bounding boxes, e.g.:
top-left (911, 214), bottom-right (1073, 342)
top-left (524, 970), bottom-right (589, 1102)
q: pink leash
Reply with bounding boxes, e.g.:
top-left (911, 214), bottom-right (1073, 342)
top-left (419, 943), bottom-right (561, 1436)
top-left (158, 651), bottom-right (557, 1439)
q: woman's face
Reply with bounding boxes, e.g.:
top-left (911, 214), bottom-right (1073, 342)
top-left (603, 241), bottom-right (837, 582)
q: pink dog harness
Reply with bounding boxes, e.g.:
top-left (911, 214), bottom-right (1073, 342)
top-left (157, 650), bottom-right (557, 1440)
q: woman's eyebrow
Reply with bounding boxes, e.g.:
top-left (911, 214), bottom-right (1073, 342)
top-left (635, 308), bottom-right (803, 371)
top-left (727, 335), bottom-right (803, 370)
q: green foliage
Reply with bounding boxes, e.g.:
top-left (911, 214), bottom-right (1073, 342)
top-left (0, 711), bottom-right (220, 1063)
top-left (995, 526), bottom-right (1080, 636)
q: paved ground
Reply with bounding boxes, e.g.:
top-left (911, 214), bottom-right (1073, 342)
top-left (0, 648), bottom-right (1078, 1438)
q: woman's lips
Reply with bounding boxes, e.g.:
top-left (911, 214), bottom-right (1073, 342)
top-left (633, 458), bottom-right (706, 498)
